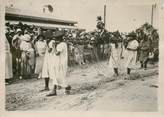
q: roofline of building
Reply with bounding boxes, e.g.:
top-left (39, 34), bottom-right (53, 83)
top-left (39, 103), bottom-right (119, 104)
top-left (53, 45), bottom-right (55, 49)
top-left (6, 20), bottom-right (78, 29)
top-left (5, 7), bottom-right (78, 24)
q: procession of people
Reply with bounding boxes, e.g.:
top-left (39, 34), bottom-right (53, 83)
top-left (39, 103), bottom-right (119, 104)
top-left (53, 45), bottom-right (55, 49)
top-left (5, 16), bottom-right (159, 96)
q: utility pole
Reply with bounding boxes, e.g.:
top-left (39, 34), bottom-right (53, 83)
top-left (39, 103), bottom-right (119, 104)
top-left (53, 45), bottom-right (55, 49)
top-left (104, 4), bottom-right (106, 28)
top-left (151, 4), bottom-right (155, 26)
top-left (104, 0), bottom-right (109, 29)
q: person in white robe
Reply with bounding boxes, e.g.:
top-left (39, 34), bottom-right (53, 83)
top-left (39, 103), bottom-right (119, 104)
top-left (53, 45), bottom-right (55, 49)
top-left (108, 39), bottom-right (123, 77)
top-left (34, 35), bottom-right (47, 78)
top-left (74, 44), bottom-right (82, 65)
top-left (46, 31), bottom-right (71, 96)
top-left (41, 39), bottom-right (56, 92)
top-left (5, 34), bottom-right (13, 84)
top-left (124, 35), bottom-right (139, 79)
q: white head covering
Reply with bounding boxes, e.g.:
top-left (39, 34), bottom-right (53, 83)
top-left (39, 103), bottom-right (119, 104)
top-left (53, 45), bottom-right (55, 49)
top-left (16, 29), bottom-right (21, 33)
top-left (48, 40), bottom-right (55, 48)
top-left (91, 37), bottom-right (95, 41)
top-left (22, 34), bottom-right (31, 41)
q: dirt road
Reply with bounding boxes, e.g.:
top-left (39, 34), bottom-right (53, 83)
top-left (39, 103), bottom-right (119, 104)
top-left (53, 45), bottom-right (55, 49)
top-left (5, 62), bottom-right (158, 111)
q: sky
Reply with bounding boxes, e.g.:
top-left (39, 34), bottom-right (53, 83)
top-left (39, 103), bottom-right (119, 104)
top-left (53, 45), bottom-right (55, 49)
top-left (106, 4), bottom-right (158, 32)
top-left (6, 0), bottom-right (158, 32)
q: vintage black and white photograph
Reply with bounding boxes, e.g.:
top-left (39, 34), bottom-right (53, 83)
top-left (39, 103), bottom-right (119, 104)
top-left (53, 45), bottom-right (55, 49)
top-left (3, 0), bottom-right (160, 111)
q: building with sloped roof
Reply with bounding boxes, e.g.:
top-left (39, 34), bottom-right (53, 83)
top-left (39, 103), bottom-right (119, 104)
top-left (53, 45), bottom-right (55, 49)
top-left (5, 7), bottom-right (78, 29)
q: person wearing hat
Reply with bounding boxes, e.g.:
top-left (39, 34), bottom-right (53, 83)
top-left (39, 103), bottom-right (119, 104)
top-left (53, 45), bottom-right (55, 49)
top-left (19, 34), bottom-right (34, 78)
top-left (12, 28), bottom-right (23, 77)
top-left (124, 33), bottom-right (139, 79)
top-left (46, 31), bottom-right (71, 96)
top-left (34, 34), bottom-right (47, 79)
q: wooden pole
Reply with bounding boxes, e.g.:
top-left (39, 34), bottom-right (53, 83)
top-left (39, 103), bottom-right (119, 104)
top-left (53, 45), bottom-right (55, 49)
top-left (151, 4), bottom-right (154, 26)
top-left (104, 4), bottom-right (106, 28)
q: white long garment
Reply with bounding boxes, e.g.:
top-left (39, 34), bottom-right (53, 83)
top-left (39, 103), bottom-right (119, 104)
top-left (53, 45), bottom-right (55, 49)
top-left (34, 41), bottom-right (47, 77)
top-left (74, 46), bottom-right (81, 64)
top-left (20, 40), bottom-right (35, 74)
top-left (109, 43), bottom-right (122, 69)
top-left (53, 42), bottom-right (68, 87)
top-left (5, 38), bottom-right (13, 79)
top-left (124, 40), bottom-right (139, 69)
top-left (20, 41), bottom-right (32, 51)
top-left (35, 40), bottom-right (47, 56)
top-left (42, 40), bottom-right (56, 79)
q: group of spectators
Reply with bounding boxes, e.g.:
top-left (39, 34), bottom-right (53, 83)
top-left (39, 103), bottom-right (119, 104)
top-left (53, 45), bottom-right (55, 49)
top-left (5, 19), bottom-right (159, 84)
top-left (4, 22), bottom-right (100, 81)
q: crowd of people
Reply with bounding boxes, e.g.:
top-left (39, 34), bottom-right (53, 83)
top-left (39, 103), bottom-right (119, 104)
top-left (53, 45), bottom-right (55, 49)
top-left (5, 16), bottom-right (159, 96)
top-left (4, 20), bottom-right (112, 82)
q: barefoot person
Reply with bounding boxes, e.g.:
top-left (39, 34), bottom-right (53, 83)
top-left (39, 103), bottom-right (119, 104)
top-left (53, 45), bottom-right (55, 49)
top-left (46, 31), bottom-right (71, 96)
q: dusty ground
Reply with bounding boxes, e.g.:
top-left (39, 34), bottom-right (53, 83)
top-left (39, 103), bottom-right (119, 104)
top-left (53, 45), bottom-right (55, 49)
top-left (5, 62), bottom-right (158, 111)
